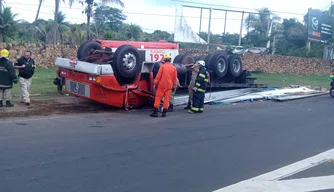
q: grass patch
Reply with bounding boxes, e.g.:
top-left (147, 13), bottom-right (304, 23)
top-left (11, 68), bottom-right (58, 99)
top-left (252, 73), bottom-right (330, 88)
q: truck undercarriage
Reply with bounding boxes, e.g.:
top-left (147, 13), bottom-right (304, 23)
top-left (54, 39), bottom-right (261, 109)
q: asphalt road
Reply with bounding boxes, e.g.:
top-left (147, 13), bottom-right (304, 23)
top-left (1, 95), bottom-right (334, 192)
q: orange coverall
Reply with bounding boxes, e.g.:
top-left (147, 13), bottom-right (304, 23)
top-left (153, 62), bottom-right (178, 110)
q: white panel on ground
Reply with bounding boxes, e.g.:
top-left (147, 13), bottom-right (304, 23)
top-left (173, 5), bottom-right (207, 44)
top-left (214, 87), bottom-right (326, 105)
top-left (173, 88), bottom-right (255, 106)
top-left (213, 148), bottom-right (334, 192)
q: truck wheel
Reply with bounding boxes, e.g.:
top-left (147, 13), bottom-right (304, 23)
top-left (77, 41), bottom-right (103, 61)
top-left (113, 45), bottom-right (142, 78)
top-left (77, 40), bottom-right (92, 59)
top-left (180, 54), bottom-right (195, 64)
top-left (173, 54), bottom-right (183, 63)
top-left (210, 53), bottom-right (228, 78)
top-left (204, 54), bottom-right (214, 69)
top-left (228, 54), bottom-right (243, 77)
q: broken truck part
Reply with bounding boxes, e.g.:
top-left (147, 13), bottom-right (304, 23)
top-left (53, 39), bottom-right (262, 109)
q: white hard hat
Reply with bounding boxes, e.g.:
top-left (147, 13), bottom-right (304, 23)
top-left (196, 60), bottom-right (205, 67)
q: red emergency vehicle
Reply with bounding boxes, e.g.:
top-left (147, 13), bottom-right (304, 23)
top-left (53, 39), bottom-right (255, 109)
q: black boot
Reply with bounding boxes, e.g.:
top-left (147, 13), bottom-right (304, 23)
top-left (150, 108), bottom-right (159, 117)
top-left (0, 100), bottom-right (3, 107)
top-left (167, 104), bottom-right (174, 112)
top-left (5, 101), bottom-right (14, 107)
top-left (184, 102), bottom-right (191, 110)
top-left (162, 109), bottom-right (167, 117)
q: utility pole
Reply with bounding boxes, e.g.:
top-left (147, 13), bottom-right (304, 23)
top-left (207, 7), bottom-right (212, 52)
top-left (199, 8), bottom-right (202, 34)
top-left (223, 11), bottom-right (227, 34)
top-left (238, 11), bottom-right (244, 46)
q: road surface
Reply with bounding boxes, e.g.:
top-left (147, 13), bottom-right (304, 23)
top-left (1, 96), bottom-right (334, 192)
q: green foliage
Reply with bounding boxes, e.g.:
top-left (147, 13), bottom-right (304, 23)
top-left (0, 7), bottom-right (19, 42)
top-left (93, 5), bottom-right (126, 31)
top-left (0, 4), bottom-right (331, 59)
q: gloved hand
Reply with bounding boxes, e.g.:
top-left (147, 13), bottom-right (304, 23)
top-left (171, 87), bottom-right (175, 92)
top-left (192, 87), bottom-right (198, 92)
top-left (13, 79), bottom-right (18, 84)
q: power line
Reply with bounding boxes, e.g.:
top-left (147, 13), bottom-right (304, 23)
top-left (170, 0), bottom-right (306, 16)
top-left (8, 4), bottom-right (244, 20)
top-left (11, 5), bottom-right (306, 34)
top-left (5, 1), bottom-right (306, 21)
top-left (12, 6), bottom-right (174, 33)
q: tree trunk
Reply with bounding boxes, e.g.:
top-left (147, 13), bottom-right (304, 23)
top-left (86, 3), bottom-right (91, 40)
top-left (35, 0), bottom-right (43, 22)
top-left (53, 0), bottom-right (59, 44)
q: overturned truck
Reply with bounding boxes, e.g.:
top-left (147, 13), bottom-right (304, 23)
top-left (54, 39), bottom-right (259, 109)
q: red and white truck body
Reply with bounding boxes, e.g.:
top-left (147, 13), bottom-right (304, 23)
top-left (54, 40), bottom-right (183, 109)
top-left (54, 39), bottom-right (254, 109)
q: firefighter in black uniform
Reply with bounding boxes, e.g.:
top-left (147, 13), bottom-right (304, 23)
top-left (188, 60), bottom-right (209, 114)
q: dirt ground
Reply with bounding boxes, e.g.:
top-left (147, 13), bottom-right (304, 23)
top-left (0, 95), bottom-right (123, 120)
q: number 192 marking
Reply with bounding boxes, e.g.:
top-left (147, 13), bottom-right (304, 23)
top-left (150, 54), bottom-right (165, 61)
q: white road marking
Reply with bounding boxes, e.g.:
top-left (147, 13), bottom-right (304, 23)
top-left (213, 148), bottom-right (334, 192)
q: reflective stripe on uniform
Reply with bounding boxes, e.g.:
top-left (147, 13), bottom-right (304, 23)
top-left (198, 88), bottom-right (205, 92)
top-left (199, 108), bottom-right (204, 111)
top-left (199, 73), bottom-right (206, 78)
top-left (191, 107), bottom-right (199, 111)
top-left (204, 79), bottom-right (209, 82)
top-left (196, 82), bottom-right (201, 87)
top-left (0, 67), bottom-right (7, 72)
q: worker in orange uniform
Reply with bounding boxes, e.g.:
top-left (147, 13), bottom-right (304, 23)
top-left (150, 54), bottom-right (178, 118)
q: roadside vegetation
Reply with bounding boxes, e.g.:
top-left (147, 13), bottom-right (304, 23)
top-left (11, 68), bottom-right (57, 99)
top-left (253, 73), bottom-right (330, 88)
top-left (1, 1), bottom-right (334, 58)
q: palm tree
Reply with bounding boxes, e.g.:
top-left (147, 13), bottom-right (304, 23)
top-left (55, 11), bottom-right (70, 44)
top-left (122, 23), bottom-right (142, 40)
top-left (35, 19), bottom-right (57, 43)
top-left (245, 8), bottom-right (280, 35)
top-left (35, 0), bottom-right (44, 22)
top-left (82, 0), bottom-right (124, 40)
top-left (244, 8), bottom-right (280, 46)
top-left (70, 24), bottom-right (87, 45)
top-left (53, 0), bottom-right (64, 44)
top-left (0, 7), bottom-right (18, 42)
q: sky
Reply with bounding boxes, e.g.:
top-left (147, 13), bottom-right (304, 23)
top-left (3, 0), bottom-right (333, 36)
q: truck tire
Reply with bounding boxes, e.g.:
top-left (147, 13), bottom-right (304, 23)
top-left (210, 53), bottom-right (228, 78)
top-left (173, 54), bottom-right (183, 63)
top-left (113, 45), bottom-right (142, 79)
top-left (227, 54), bottom-right (243, 77)
top-left (180, 54), bottom-right (195, 64)
top-left (204, 54), bottom-right (214, 69)
top-left (77, 41), bottom-right (103, 61)
top-left (77, 40), bottom-right (92, 59)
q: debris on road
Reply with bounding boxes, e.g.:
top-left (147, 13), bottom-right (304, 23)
top-left (208, 86), bottom-right (327, 105)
